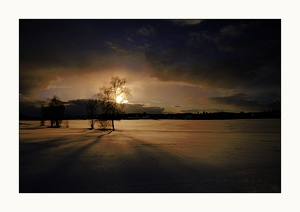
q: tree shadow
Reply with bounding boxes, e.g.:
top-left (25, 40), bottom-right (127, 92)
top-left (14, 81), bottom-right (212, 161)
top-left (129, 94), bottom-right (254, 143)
top-left (20, 130), bottom-right (281, 193)
top-left (20, 131), bottom-right (110, 193)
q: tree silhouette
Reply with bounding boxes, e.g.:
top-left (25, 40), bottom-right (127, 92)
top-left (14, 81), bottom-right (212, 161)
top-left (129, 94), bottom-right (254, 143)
top-left (98, 76), bottom-right (131, 131)
top-left (86, 98), bottom-right (100, 129)
top-left (48, 95), bottom-right (65, 128)
top-left (40, 103), bottom-right (47, 126)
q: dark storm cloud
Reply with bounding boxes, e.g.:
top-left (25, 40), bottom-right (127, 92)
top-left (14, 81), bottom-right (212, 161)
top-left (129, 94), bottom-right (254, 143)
top-left (144, 50), bottom-right (270, 88)
top-left (210, 93), bottom-right (260, 107)
top-left (209, 93), bottom-right (280, 111)
top-left (19, 19), bottom-right (161, 97)
top-left (144, 19), bottom-right (281, 90)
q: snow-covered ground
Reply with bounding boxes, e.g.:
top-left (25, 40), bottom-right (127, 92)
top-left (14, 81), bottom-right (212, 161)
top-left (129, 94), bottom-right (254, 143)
top-left (19, 119), bottom-right (281, 192)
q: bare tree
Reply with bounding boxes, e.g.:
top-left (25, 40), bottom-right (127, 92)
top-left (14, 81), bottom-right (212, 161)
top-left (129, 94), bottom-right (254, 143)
top-left (98, 76), bottom-right (131, 131)
top-left (40, 103), bottom-right (47, 126)
top-left (86, 98), bottom-right (100, 129)
top-left (48, 95), bottom-right (65, 128)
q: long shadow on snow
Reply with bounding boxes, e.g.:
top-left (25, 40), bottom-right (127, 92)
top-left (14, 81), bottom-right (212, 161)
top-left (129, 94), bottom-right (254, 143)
top-left (100, 134), bottom-right (279, 193)
top-left (19, 132), bottom-right (110, 193)
top-left (97, 134), bottom-right (229, 193)
top-left (20, 131), bottom-right (279, 193)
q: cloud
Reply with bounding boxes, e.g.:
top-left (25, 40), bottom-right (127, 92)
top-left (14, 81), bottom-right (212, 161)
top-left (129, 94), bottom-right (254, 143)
top-left (137, 26), bottom-right (156, 36)
top-left (19, 20), bottom-right (280, 113)
top-left (19, 65), bottom-right (62, 98)
top-left (209, 93), bottom-right (280, 111)
top-left (124, 103), bottom-right (164, 114)
top-left (172, 20), bottom-right (203, 26)
top-left (210, 93), bottom-right (259, 106)
top-left (144, 20), bottom-right (280, 91)
top-left (19, 45), bottom-right (148, 99)
top-left (266, 99), bottom-right (281, 111)
top-left (136, 43), bottom-right (151, 50)
top-left (144, 48), bottom-right (269, 89)
top-left (180, 109), bottom-right (201, 113)
top-left (105, 41), bottom-right (126, 53)
top-left (220, 25), bottom-right (241, 38)
top-left (187, 31), bottom-right (215, 46)
top-left (20, 20), bottom-right (280, 95)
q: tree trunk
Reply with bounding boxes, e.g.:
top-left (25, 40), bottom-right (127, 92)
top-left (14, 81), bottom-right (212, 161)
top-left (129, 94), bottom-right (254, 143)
top-left (91, 111), bottom-right (94, 129)
top-left (55, 120), bottom-right (59, 128)
top-left (111, 119), bottom-right (115, 131)
top-left (112, 109), bottom-right (115, 131)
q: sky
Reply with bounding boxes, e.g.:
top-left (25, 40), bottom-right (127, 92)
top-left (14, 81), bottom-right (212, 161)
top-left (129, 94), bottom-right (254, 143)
top-left (19, 19), bottom-right (281, 114)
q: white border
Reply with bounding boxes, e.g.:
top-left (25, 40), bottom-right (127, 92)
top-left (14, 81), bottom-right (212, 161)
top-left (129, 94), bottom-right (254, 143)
top-left (1, 0), bottom-right (300, 212)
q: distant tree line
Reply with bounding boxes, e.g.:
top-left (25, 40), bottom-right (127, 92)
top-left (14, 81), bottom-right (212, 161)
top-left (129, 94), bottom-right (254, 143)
top-left (120, 110), bottom-right (281, 120)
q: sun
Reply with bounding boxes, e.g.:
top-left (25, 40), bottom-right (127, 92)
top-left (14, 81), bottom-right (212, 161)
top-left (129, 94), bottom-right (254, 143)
top-left (116, 95), bottom-right (123, 103)
top-left (116, 95), bottom-right (128, 104)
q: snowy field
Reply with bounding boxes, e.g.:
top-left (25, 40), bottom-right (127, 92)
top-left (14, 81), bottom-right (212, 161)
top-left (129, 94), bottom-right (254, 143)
top-left (19, 119), bottom-right (281, 193)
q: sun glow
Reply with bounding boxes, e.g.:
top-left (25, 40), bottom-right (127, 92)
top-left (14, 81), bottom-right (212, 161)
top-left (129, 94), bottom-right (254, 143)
top-left (116, 95), bottom-right (128, 104)
top-left (116, 95), bottom-right (122, 103)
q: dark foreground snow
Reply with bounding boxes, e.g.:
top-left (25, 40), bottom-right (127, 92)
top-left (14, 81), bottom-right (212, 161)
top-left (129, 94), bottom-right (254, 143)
top-left (19, 119), bottom-right (281, 192)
